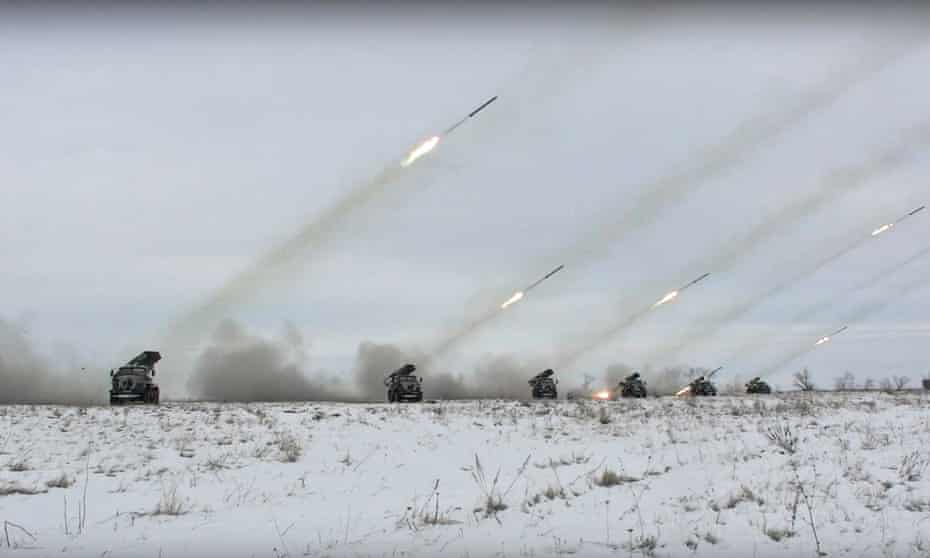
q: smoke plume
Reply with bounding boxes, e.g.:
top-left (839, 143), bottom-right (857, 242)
top-left (0, 317), bottom-right (101, 405)
top-left (187, 320), bottom-right (356, 402)
top-left (354, 340), bottom-right (542, 400)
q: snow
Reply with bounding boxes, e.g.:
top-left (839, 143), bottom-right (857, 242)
top-left (1, 392), bottom-right (930, 557)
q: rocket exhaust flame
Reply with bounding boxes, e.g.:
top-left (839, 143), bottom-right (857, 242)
top-left (501, 291), bottom-right (524, 309)
top-left (757, 326), bottom-right (853, 379)
top-left (165, 93), bottom-right (500, 375)
top-left (432, 263), bottom-right (563, 357)
top-left (871, 223), bottom-right (893, 236)
top-left (400, 136), bottom-right (441, 167)
top-left (872, 205), bottom-right (925, 236)
top-left (402, 96), bottom-right (498, 167)
top-left (430, 41), bottom-right (923, 372)
top-left (500, 265), bottom-right (565, 310)
top-left (654, 290), bottom-right (679, 307)
top-left (555, 273), bottom-right (711, 370)
top-left (814, 326), bottom-right (848, 346)
top-left (654, 273), bottom-right (710, 307)
top-left (645, 191), bottom-right (930, 365)
top-left (709, 242), bottom-right (930, 372)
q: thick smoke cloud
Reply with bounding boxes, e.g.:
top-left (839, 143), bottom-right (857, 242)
top-left (186, 321), bottom-right (544, 402)
top-left (355, 340), bottom-right (542, 400)
top-left (187, 320), bottom-right (356, 402)
top-left (351, 340), bottom-right (435, 401)
top-left (0, 317), bottom-right (101, 405)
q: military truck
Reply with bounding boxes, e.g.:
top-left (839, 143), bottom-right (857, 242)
top-left (385, 363), bottom-right (423, 402)
top-left (688, 376), bottom-right (718, 396)
top-left (528, 369), bottom-right (558, 399)
top-left (745, 377), bottom-right (772, 394)
top-left (110, 351), bottom-right (161, 405)
top-left (615, 372), bottom-right (647, 398)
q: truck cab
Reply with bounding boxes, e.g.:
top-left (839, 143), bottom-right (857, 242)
top-left (110, 351), bottom-right (161, 405)
top-left (385, 364), bottom-right (423, 403)
top-left (529, 369), bottom-right (558, 399)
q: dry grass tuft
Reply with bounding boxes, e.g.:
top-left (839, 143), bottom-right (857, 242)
top-left (153, 483), bottom-right (188, 516)
top-left (592, 467), bottom-right (638, 488)
top-left (45, 472), bottom-right (74, 489)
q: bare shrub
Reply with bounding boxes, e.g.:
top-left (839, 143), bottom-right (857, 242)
top-left (764, 423), bottom-right (798, 454)
top-left (834, 371), bottom-right (856, 391)
top-left (45, 472), bottom-right (74, 489)
top-left (205, 453), bottom-right (234, 472)
top-left (153, 483), bottom-right (188, 516)
top-left (702, 532), bottom-right (719, 545)
top-left (7, 450), bottom-right (31, 472)
top-left (904, 497), bottom-right (930, 512)
top-left (624, 535), bottom-right (658, 556)
top-left (542, 485), bottom-right (565, 500)
top-left (0, 481), bottom-right (47, 497)
top-left (415, 479), bottom-right (461, 526)
top-left (469, 455), bottom-right (510, 520)
top-left (793, 369), bottom-right (815, 391)
top-left (898, 451), bottom-right (928, 482)
top-left (722, 485), bottom-right (763, 509)
top-left (765, 527), bottom-right (795, 542)
top-left (892, 376), bottom-right (911, 391)
top-left (274, 432), bottom-right (303, 463)
top-left (250, 440), bottom-right (273, 460)
top-left (592, 467), bottom-right (638, 488)
top-left (860, 426), bottom-right (891, 451)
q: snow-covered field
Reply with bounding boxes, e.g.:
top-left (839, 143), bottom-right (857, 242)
top-left (2, 393), bottom-right (930, 558)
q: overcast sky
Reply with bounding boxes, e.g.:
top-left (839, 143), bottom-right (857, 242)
top-left (3, 4), bottom-right (930, 392)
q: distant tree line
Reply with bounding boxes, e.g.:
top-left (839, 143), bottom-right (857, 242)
top-left (789, 368), bottom-right (923, 392)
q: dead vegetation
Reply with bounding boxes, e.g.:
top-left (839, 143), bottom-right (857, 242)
top-left (592, 467), bottom-right (639, 488)
top-left (1, 393), bottom-right (928, 556)
top-left (153, 482), bottom-right (188, 516)
top-left (45, 472), bottom-right (74, 489)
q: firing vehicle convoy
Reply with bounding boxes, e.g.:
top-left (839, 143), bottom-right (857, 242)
top-left (745, 377), bottom-right (772, 394)
top-left (614, 372), bottom-right (648, 398)
top-left (528, 369), bottom-right (558, 399)
top-left (109, 351), bottom-right (161, 405)
top-left (385, 363), bottom-right (423, 402)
